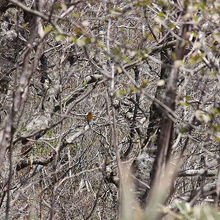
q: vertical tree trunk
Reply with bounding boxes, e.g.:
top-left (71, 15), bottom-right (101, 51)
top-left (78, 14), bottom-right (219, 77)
top-left (140, 2), bottom-right (191, 207)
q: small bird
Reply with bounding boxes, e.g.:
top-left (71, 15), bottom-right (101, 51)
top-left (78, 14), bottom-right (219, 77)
top-left (86, 112), bottom-right (94, 124)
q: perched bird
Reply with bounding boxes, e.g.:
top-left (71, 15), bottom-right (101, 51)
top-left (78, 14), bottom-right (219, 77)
top-left (86, 112), bottom-right (94, 124)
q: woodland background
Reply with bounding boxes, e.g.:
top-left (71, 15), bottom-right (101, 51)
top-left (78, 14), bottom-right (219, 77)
top-left (0, 0), bottom-right (220, 219)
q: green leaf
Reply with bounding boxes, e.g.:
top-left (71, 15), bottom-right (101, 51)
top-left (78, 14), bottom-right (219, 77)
top-left (180, 101), bottom-right (192, 107)
top-left (140, 79), bottom-right (151, 88)
top-left (44, 25), bottom-right (54, 33)
top-left (158, 12), bottom-right (166, 19)
top-left (213, 125), bottom-right (220, 132)
top-left (190, 53), bottom-right (204, 64)
top-left (212, 108), bottom-right (220, 114)
top-left (134, 0), bottom-right (152, 7)
top-left (75, 37), bottom-right (94, 47)
top-left (72, 12), bottom-right (81, 18)
top-left (176, 201), bottom-right (191, 215)
top-left (169, 23), bottom-right (177, 29)
top-left (117, 89), bottom-right (128, 97)
top-left (185, 95), bottom-right (192, 101)
top-left (55, 33), bottom-right (66, 41)
top-left (215, 137), bottom-right (220, 143)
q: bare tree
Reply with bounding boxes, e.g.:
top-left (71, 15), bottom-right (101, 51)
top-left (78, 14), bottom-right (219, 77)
top-left (0, 0), bottom-right (219, 219)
